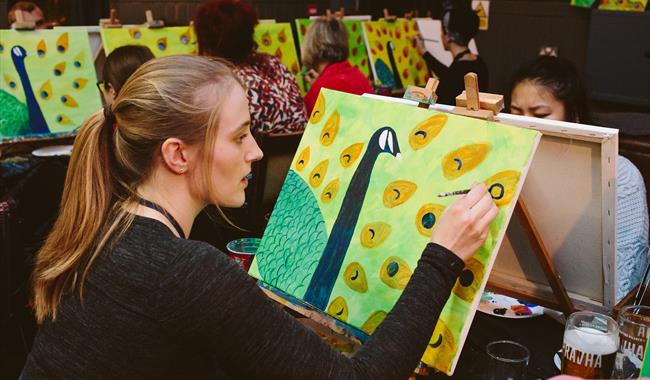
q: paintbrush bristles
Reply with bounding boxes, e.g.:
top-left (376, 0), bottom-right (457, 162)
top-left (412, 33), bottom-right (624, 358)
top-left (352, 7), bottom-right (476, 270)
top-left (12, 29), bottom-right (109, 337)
top-left (437, 189), bottom-right (471, 197)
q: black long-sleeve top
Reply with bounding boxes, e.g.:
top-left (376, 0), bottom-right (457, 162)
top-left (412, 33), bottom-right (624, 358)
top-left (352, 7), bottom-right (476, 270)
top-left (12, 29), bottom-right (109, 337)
top-left (24, 215), bottom-right (464, 379)
top-left (423, 51), bottom-right (489, 106)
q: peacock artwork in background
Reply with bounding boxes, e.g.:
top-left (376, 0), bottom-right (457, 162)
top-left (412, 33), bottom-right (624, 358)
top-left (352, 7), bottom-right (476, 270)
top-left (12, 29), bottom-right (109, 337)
top-left (249, 89), bottom-right (541, 374)
top-left (100, 26), bottom-right (197, 58)
top-left (0, 30), bottom-right (102, 139)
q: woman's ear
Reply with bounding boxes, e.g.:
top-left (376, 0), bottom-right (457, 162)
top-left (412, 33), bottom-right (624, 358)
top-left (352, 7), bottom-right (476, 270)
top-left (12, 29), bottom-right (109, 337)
top-left (160, 138), bottom-right (191, 175)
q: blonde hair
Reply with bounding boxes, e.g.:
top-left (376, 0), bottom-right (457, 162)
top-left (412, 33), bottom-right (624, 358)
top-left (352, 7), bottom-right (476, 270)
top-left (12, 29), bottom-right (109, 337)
top-left (32, 55), bottom-right (243, 323)
top-left (301, 18), bottom-right (348, 68)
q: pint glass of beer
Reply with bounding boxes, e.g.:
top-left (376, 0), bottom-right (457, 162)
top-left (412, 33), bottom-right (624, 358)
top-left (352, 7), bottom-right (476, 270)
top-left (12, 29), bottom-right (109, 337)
top-left (562, 311), bottom-right (619, 378)
top-left (612, 305), bottom-right (650, 378)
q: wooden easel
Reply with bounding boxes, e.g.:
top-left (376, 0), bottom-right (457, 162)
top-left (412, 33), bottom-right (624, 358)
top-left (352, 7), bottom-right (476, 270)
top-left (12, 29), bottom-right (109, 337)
top-left (405, 73), bottom-right (576, 316)
top-left (403, 78), bottom-right (439, 109)
top-left (99, 9), bottom-right (121, 28)
top-left (145, 10), bottom-right (164, 29)
top-left (12, 10), bottom-right (36, 30)
top-left (383, 8), bottom-right (397, 22)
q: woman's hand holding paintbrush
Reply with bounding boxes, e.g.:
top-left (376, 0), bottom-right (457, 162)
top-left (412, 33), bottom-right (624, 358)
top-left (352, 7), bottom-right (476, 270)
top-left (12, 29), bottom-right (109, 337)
top-left (430, 183), bottom-right (498, 262)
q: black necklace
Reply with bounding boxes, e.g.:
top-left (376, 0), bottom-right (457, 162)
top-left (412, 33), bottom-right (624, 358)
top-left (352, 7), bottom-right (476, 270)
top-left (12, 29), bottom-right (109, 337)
top-left (138, 199), bottom-right (186, 239)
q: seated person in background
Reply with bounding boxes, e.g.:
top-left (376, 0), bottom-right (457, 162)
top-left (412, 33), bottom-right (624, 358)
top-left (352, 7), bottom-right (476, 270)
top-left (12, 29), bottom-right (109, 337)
top-left (416, 4), bottom-right (488, 106)
top-left (23, 54), bottom-right (498, 378)
top-left (301, 17), bottom-right (372, 116)
top-left (8, 1), bottom-right (55, 29)
top-left (194, 0), bottom-right (307, 135)
top-left (509, 55), bottom-right (650, 301)
top-left (99, 45), bottom-right (154, 106)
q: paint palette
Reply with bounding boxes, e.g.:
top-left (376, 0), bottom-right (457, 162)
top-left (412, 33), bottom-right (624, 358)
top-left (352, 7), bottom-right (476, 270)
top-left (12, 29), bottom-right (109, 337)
top-left (478, 290), bottom-right (544, 319)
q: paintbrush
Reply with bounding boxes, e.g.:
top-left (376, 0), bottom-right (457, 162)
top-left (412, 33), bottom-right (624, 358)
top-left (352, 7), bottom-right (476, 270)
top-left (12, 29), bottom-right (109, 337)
top-left (437, 189), bottom-right (471, 197)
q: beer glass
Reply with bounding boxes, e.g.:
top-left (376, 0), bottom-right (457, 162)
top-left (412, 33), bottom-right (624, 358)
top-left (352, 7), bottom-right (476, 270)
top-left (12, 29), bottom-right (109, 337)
top-left (612, 305), bottom-right (650, 379)
top-left (485, 340), bottom-right (529, 380)
top-left (562, 311), bottom-right (619, 378)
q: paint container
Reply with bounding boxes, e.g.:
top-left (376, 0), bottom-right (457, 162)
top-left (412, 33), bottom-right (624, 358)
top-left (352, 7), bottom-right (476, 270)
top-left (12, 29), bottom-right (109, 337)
top-left (226, 238), bottom-right (261, 272)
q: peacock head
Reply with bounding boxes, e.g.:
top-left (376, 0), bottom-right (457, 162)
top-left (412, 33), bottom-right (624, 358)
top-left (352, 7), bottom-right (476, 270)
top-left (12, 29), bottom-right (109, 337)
top-left (373, 126), bottom-right (402, 160)
top-left (11, 46), bottom-right (27, 61)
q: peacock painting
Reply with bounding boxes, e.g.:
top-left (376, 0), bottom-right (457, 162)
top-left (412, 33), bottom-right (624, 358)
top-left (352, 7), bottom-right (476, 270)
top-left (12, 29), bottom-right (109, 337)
top-left (362, 19), bottom-right (429, 89)
top-left (249, 89), bottom-right (540, 374)
top-left (253, 23), bottom-right (304, 93)
top-left (0, 30), bottom-right (101, 139)
top-left (100, 26), bottom-right (197, 57)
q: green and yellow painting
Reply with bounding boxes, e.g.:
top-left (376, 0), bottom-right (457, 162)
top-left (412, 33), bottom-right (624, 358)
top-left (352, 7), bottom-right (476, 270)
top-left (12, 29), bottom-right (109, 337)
top-left (100, 26), bottom-right (197, 57)
top-left (0, 30), bottom-right (102, 138)
top-left (295, 18), bottom-right (372, 83)
top-left (253, 23), bottom-right (304, 93)
top-left (598, 0), bottom-right (648, 11)
top-left (249, 89), bottom-right (540, 374)
top-left (362, 19), bottom-right (429, 88)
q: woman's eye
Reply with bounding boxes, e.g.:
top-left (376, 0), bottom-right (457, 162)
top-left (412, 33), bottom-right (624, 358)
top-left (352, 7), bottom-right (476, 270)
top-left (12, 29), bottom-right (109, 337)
top-left (535, 113), bottom-right (551, 119)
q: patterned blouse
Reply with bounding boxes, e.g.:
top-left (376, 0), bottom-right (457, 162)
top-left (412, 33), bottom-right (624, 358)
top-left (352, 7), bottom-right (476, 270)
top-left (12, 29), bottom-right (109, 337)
top-left (234, 54), bottom-right (307, 134)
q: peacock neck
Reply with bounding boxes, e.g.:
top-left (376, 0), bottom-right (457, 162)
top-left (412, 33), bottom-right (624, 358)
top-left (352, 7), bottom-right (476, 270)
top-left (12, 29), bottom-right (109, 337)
top-left (11, 47), bottom-right (49, 134)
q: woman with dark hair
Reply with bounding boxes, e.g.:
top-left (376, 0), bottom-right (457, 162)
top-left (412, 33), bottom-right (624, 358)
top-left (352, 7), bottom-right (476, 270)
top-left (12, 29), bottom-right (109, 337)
top-left (509, 55), bottom-right (649, 301)
top-left (99, 45), bottom-right (154, 106)
top-left (193, 0), bottom-right (307, 134)
top-left (301, 17), bottom-right (372, 115)
top-left (415, 5), bottom-right (488, 105)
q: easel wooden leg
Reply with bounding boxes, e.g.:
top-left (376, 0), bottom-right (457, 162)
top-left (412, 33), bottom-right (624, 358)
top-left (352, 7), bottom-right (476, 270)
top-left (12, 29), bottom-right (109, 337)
top-left (514, 198), bottom-right (575, 316)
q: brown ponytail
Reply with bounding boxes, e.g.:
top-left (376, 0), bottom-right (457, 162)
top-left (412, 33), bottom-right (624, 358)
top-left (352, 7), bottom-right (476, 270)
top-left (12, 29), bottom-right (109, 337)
top-left (32, 55), bottom-right (242, 323)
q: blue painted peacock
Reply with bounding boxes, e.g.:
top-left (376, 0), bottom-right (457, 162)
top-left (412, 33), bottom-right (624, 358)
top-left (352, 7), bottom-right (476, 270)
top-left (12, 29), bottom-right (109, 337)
top-left (249, 89), bottom-right (540, 375)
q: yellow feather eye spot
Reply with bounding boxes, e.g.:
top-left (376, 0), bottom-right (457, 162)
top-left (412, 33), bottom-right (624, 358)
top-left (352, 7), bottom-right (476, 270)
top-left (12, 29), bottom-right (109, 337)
top-left (383, 180), bottom-right (417, 208)
top-left (339, 143), bottom-right (364, 168)
top-left (36, 39), bottom-right (46, 57)
top-left (361, 310), bottom-right (387, 334)
top-left (422, 320), bottom-right (456, 374)
top-left (452, 257), bottom-right (485, 302)
top-left (320, 178), bottom-right (340, 203)
top-left (39, 80), bottom-right (52, 100)
top-left (4, 74), bottom-right (18, 90)
top-left (72, 78), bottom-right (87, 90)
top-left (416, 203), bottom-right (446, 237)
top-left (261, 31), bottom-right (272, 47)
top-left (310, 93), bottom-right (325, 124)
top-left (320, 111), bottom-right (340, 146)
top-left (73, 51), bottom-right (84, 68)
top-left (128, 28), bottom-right (142, 39)
top-left (274, 47), bottom-right (282, 60)
top-left (343, 262), bottom-right (368, 293)
top-left (442, 143), bottom-right (491, 180)
top-left (409, 114), bottom-right (447, 150)
top-left (278, 28), bottom-right (287, 43)
top-left (56, 114), bottom-right (73, 125)
top-left (295, 146), bottom-right (310, 171)
top-left (484, 170), bottom-right (521, 207)
top-left (157, 37), bottom-right (168, 51)
top-left (309, 159), bottom-right (329, 188)
top-left (53, 62), bottom-right (66, 76)
top-left (179, 31), bottom-right (189, 45)
top-left (56, 32), bottom-right (68, 53)
top-left (360, 222), bottom-right (391, 248)
top-left (380, 256), bottom-right (412, 289)
top-left (327, 296), bottom-right (349, 322)
top-left (60, 94), bottom-right (78, 107)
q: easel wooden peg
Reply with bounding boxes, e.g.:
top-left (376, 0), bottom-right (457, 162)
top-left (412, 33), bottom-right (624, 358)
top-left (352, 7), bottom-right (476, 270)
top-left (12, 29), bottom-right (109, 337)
top-left (99, 9), bottom-right (121, 28)
top-left (145, 10), bottom-right (165, 29)
top-left (383, 8), bottom-right (397, 22)
top-left (452, 72), bottom-right (504, 121)
top-left (12, 10), bottom-right (36, 30)
top-left (404, 10), bottom-right (414, 20)
top-left (403, 77), bottom-right (439, 109)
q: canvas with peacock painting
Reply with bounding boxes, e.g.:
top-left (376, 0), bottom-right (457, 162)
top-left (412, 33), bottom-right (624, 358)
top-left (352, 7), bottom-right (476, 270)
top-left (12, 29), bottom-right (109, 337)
top-left (0, 30), bottom-right (102, 139)
top-left (253, 23), bottom-right (304, 93)
top-left (249, 89), bottom-right (540, 374)
top-left (100, 26), bottom-right (197, 57)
